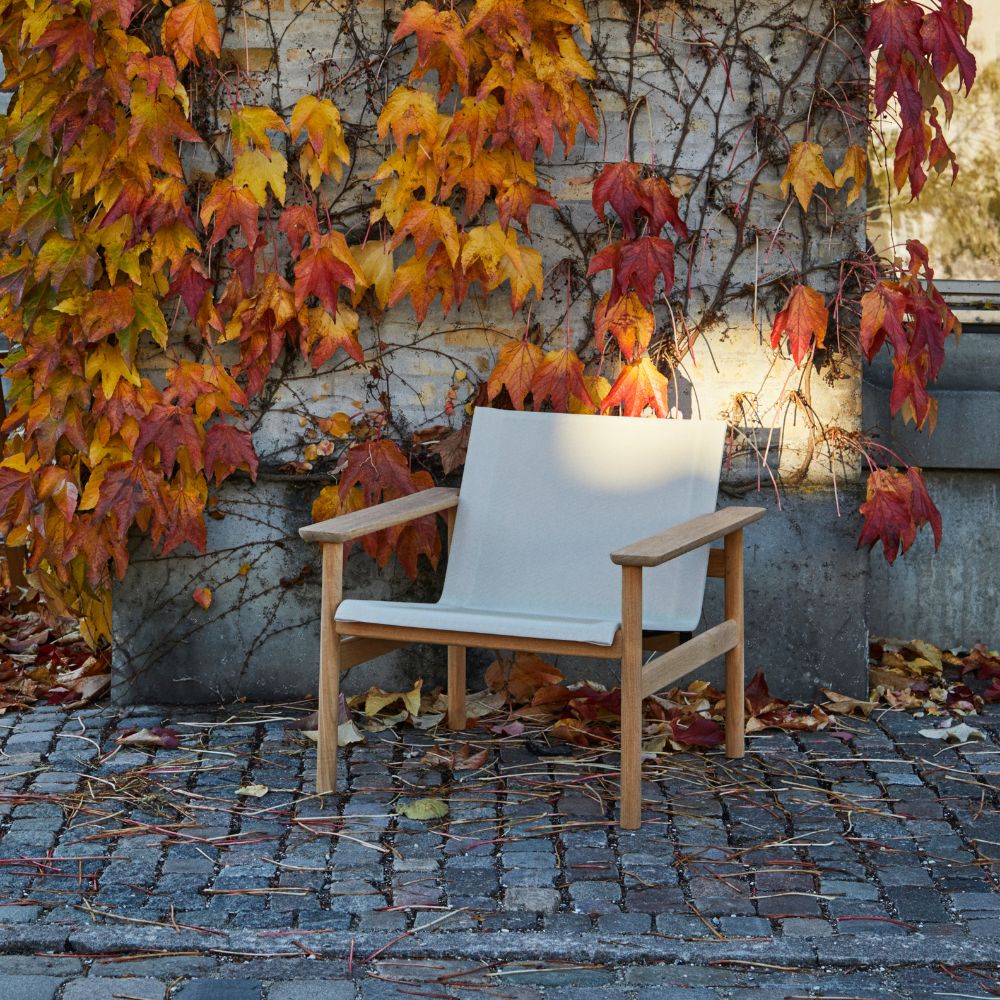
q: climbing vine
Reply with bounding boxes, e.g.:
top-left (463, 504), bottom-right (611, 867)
top-left (0, 0), bottom-right (978, 643)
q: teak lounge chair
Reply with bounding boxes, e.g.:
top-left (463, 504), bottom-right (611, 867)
top-left (300, 409), bottom-right (764, 829)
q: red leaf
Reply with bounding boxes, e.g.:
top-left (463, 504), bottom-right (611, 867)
top-left (857, 467), bottom-right (940, 564)
top-left (640, 176), bottom-right (688, 240)
top-left (204, 423), bottom-right (258, 485)
top-left (592, 162), bottom-right (647, 239)
top-left (588, 238), bottom-right (675, 309)
top-left (293, 240), bottom-right (357, 313)
top-left (770, 284), bottom-right (828, 366)
top-left (669, 715), bottom-right (725, 747)
top-left (920, 0), bottom-right (976, 94)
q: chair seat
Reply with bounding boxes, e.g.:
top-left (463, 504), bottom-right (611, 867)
top-left (336, 599), bottom-right (621, 646)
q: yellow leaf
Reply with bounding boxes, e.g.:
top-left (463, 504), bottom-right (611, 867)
top-left (318, 412), bottom-right (352, 437)
top-left (227, 106), bottom-right (287, 155)
top-left (235, 783), bottom-right (268, 797)
top-left (84, 342), bottom-right (141, 398)
top-left (358, 679), bottom-right (423, 718)
top-left (239, 562), bottom-right (251, 575)
top-left (780, 142), bottom-right (836, 211)
top-left (290, 95), bottom-right (350, 185)
top-left (0, 453), bottom-right (40, 472)
top-left (376, 87), bottom-right (439, 149)
top-left (398, 797), bottom-right (449, 821)
top-left (351, 243), bottom-right (395, 309)
top-left (833, 144), bottom-right (868, 206)
top-left (233, 148), bottom-right (287, 206)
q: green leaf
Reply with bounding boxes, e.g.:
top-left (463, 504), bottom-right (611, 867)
top-left (398, 797), bottom-right (449, 821)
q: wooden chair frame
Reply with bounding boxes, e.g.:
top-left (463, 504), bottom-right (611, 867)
top-left (301, 487), bottom-right (764, 830)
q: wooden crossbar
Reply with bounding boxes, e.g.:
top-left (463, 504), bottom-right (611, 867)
top-left (640, 619), bottom-right (739, 698)
top-left (335, 620), bottom-right (624, 659)
top-left (339, 636), bottom-right (406, 670)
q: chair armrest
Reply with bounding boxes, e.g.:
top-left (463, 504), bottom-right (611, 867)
top-left (610, 506), bottom-right (766, 568)
top-left (299, 487), bottom-right (460, 544)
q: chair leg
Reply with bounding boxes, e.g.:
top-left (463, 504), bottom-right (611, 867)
top-left (447, 645), bottom-right (466, 730)
top-left (620, 565), bottom-right (643, 830)
top-left (317, 543), bottom-right (344, 795)
top-left (724, 528), bottom-right (745, 758)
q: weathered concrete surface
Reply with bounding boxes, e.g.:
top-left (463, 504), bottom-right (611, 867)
top-left (870, 470), bottom-right (1000, 650)
top-left (865, 328), bottom-right (1000, 650)
top-left (113, 482), bottom-right (868, 704)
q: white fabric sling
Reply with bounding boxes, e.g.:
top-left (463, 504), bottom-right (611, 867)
top-left (336, 409), bottom-right (726, 645)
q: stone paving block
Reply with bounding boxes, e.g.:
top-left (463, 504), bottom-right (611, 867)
top-left (62, 978), bottom-right (165, 1000)
top-left (266, 981), bottom-right (357, 1000)
top-left (0, 975), bottom-right (65, 1000)
top-left (502, 887), bottom-right (559, 913)
top-left (174, 979), bottom-right (264, 999)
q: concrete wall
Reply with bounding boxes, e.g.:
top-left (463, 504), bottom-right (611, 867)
top-left (867, 321), bottom-right (1000, 649)
top-left (113, 0), bottom-right (872, 704)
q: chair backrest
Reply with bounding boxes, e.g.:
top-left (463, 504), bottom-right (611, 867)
top-left (441, 409), bottom-right (726, 633)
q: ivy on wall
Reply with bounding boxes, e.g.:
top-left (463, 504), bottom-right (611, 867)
top-left (0, 0), bottom-right (977, 642)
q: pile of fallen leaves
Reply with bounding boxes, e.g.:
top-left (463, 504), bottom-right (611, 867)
top-left (867, 636), bottom-right (1000, 714)
top-left (323, 652), bottom-right (835, 752)
top-left (0, 604), bottom-right (110, 714)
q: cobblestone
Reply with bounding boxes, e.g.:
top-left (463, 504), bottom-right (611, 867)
top-left (0, 700), bottom-right (998, 994)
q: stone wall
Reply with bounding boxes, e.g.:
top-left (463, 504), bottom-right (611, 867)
top-left (113, 0), bottom-right (871, 704)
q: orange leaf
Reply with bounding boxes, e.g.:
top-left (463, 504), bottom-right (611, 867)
top-left (486, 339), bottom-right (544, 409)
top-left (780, 142), bottom-right (836, 211)
top-left (770, 284), bottom-right (828, 366)
top-left (600, 356), bottom-right (671, 417)
top-left (192, 586), bottom-right (213, 609)
top-left (529, 348), bottom-right (588, 412)
top-left (161, 0), bottom-right (221, 68)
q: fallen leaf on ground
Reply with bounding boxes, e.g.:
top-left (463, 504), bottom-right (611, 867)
top-left (115, 726), bottom-right (181, 749)
top-left (236, 783), bottom-right (268, 797)
top-left (398, 797), bottom-right (449, 821)
top-left (822, 689), bottom-right (878, 717)
top-left (918, 722), bottom-right (985, 743)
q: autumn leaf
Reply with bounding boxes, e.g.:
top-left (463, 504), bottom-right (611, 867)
top-left (588, 237), bottom-right (675, 308)
top-left (293, 236), bottom-right (359, 313)
top-left (529, 347), bottom-right (588, 412)
top-left (228, 106), bottom-right (287, 155)
top-left (201, 181), bottom-right (260, 248)
top-left (351, 243), bottom-right (394, 309)
top-left (161, 0), bottom-right (221, 68)
top-left (391, 200), bottom-right (460, 264)
top-left (858, 466), bottom-right (941, 563)
top-left (600, 355), bottom-right (671, 418)
top-left (203, 423), bottom-right (259, 484)
top-left (485, 652), bottom-right (564, 702)
top-left (376, 87), bottom-right (439, 150)
top-left (669, 715), bottom-right (724, 747)
top-left (594, 292), bottom-right (653, 360)
top-left (299, 304), bottom-right (364, 366)
top-left (592, 161), bottom-right (647, 239)
top-left (833, 144), bottom-right (868, 205)
top-left (486, 339), bottom-right (544, 409)
top-left (780, 142), bottom-right (836, 211)
top-left (290, 95), bottom-right (351, 186)
top-left (770, 284), bottom-right (828, 366)
top-left (233, 148), bottom-right (288, 206)
top-left (192, 586), bottom-right (212, 609)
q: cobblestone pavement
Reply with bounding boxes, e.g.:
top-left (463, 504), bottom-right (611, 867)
top-left (1, 699), bottom-right (999, 997)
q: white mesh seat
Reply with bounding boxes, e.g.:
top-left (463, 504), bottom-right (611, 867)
top-left (336, 600), bottom-right (622, 645)
top-left (336, 409), bottom-right (726, 643)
